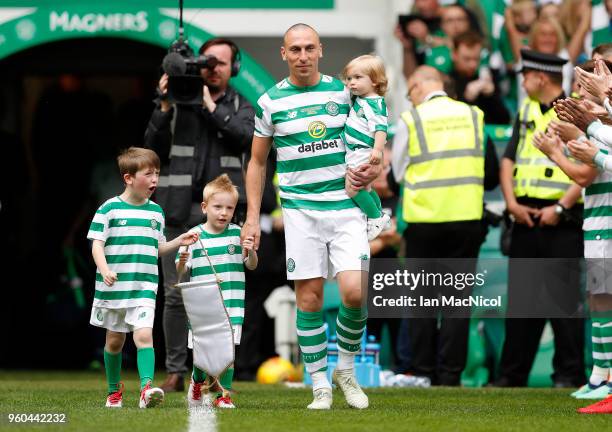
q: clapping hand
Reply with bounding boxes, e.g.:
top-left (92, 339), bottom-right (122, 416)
top-left (533, 131), bottom-right (562, 157)
top-left (567, 139), bottom-right (599, 165)
top-left (548, 120), bottom-right (582, 142)
top-left (554, 98), bottom-right (597, 132)
top-left (574, 60), bottom-right (612, 102)
top-left (581, 98), bottom-right (609, 120)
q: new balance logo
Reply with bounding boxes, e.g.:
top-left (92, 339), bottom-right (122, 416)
top-left (298, 139), bottom-right (339, 154)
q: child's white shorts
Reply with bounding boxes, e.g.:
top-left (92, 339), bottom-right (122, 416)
top-left (90, 306), bottom-right (155, 332)
top-left (345, 146), bottom-right (372, 168)
top-left (282, 207), bottom-right (369, 280)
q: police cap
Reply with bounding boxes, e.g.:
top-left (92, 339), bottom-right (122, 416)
top-left (520, 49), bottom-right (567, 74)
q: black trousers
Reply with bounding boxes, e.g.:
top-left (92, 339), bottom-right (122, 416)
top-left (497, 221), bottom-right (585, 386)
top-left (402, 220), bottom-right (486, 385)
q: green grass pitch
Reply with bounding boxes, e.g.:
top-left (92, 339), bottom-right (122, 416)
top-left (0, 371), bottom-right (610, 432)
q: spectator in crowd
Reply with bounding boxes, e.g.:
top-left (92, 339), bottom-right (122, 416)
top-left (539, 0), bottom-right (561, 20)
top-left (506, 2), bottom-right (591, 101)
top-left (510, 0), bottom-right (538, 45)
top-left (494, 0), bottom-right (538, 70)
top-left (447, 31), bottom-right (511, 124)
top-left (559, 0), bottom-right (588, 43)
top-left (144, 37), bottom-right (254, 393)
top-left (394, 0), bottom-right (444, 71)
top-left (414, 0), bottom-right (443, 19)
top-left (396, 4), bottom-right (479, 80)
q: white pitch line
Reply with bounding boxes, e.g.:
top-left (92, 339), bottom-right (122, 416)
top-left (187, 398), bottom-right (217, 432)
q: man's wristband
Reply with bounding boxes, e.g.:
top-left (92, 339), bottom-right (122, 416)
top-left (593, 151), bottom-right (607, 170)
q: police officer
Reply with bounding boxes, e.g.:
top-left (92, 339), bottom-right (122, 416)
top-left (144, 38), bottom-right (254, 392)
top-left (392, 65), bottom-right (499, 385)
top-left (494, 49), bottom-right (585, 387)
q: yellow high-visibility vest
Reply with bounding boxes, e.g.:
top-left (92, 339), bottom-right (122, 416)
top-left (400, 96), bottom-right (484, 223)
top-left (513, 98), bottom-right (574, 200)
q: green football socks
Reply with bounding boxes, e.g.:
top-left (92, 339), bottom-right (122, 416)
top-left (137, 347), bottom-right (155, 390)
top-left (193, 366), bottom-right (207, 383)
top-left (297, 309), bottom-right (328, 373)
top-left (104, 350), bottom-right (122, 394)
top-left (336, 303), bottom-right (367, 370)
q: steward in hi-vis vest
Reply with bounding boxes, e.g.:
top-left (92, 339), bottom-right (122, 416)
top-left (494, 49), bottom-right (585, 388)
top-left (399, 96), bottom-right (485, 223)
top-left (391, 65), bottom-right (499, 386)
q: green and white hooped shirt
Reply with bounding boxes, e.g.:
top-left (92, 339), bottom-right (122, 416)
top-left (177, 223), bottom-right (245, 325)
top-left (87, 197), bottom-right (166, 309)
top-left (255, 74), bottom-right (356, 211)
top-left (342, 95), bottom-right (388, 152)
top-left (584, 138), bottom-right (612, 257)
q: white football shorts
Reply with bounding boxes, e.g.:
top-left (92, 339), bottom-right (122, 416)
top-left (282, 207), bottom-right (369, 280)
top-left (90, 306), bottom-right (155, 333)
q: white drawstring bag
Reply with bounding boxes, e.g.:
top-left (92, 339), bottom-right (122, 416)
top-left (177, 279), bottom-right (234, 378)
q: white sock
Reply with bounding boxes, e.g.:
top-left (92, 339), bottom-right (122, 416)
top-left (336, 351), bottom-right (355, 371)
top-left (311, 371), bottom-right (331, 391)
top-left (589, 366), bottom-right (609, 387)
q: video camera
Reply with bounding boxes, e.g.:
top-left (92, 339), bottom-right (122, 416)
top-left (162, 40), bottom-right (218, 105)
top-left (160, 0), bottom-right (218, 105)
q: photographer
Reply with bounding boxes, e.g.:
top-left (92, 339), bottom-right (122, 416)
top-left (144, 37), bottom-right (254, 393)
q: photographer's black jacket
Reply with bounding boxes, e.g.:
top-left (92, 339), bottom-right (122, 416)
top-left (144, 88), bottom-right (254, 226)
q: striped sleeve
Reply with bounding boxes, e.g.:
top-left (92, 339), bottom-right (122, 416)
top-left (87, 203), bottom-right (109, 242)
top-left (363, 98), bottom-right (388, 134)
top-left (158, 206), bottom-right (167, 244)
top-left (254, 94), bottom-right (274, 137)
